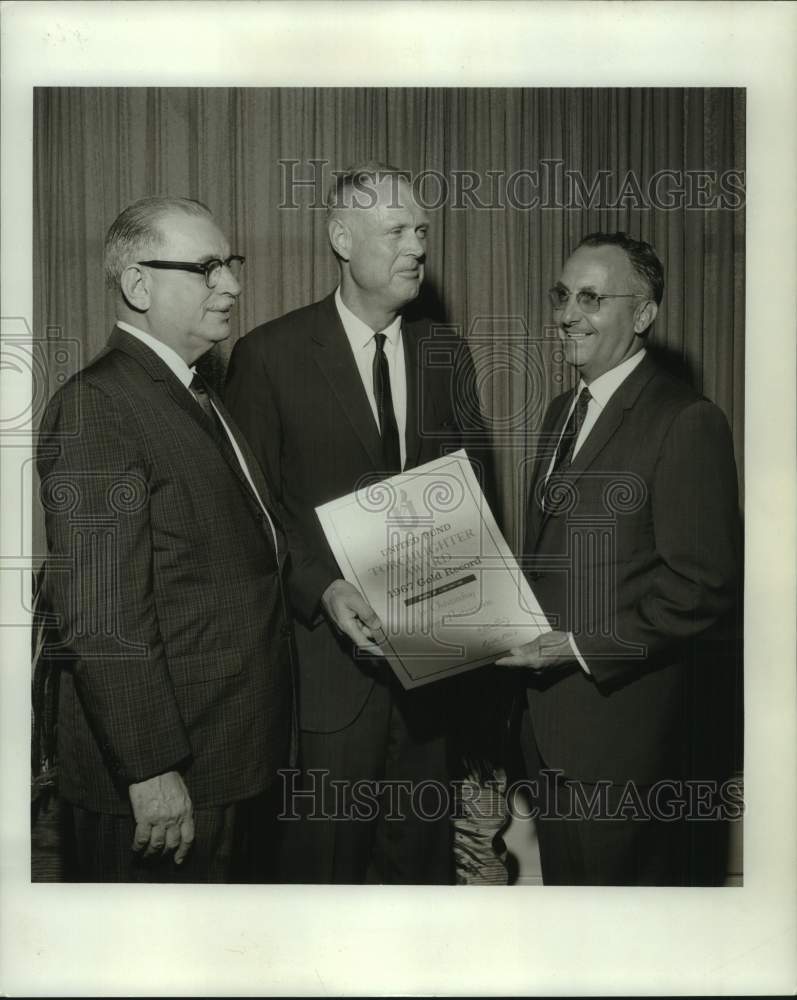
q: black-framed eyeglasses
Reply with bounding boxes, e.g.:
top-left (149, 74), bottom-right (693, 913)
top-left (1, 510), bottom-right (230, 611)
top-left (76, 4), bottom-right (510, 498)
top-left (548, 284), bottom-right (646, 315)
top-left (137, 255), bottom-right (245, 289)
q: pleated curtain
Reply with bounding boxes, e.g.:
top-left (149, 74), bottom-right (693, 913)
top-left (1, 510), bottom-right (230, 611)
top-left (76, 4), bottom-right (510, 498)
top-left (33, 87), bottom-right (745, 551)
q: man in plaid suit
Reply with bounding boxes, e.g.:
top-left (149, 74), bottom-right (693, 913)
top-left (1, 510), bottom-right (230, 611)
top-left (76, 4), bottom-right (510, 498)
top-left (37, 197), bottom-right (369, 881)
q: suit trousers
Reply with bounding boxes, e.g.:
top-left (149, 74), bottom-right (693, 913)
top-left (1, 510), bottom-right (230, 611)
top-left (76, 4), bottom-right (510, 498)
top-left (519, 709), bottom-right (694, 886)
top-left (277, 672), bottom-right (453, 884)
top-left (63, 787), bottom-right (283, 883)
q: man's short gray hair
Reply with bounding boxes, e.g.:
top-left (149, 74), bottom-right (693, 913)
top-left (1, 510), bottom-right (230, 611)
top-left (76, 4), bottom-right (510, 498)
top-left (104, 196), bottom-right (212, 289)
top-left (576, 231), bottom-right (665, 305)
top-left (326, 161), bottom-right (411, 221)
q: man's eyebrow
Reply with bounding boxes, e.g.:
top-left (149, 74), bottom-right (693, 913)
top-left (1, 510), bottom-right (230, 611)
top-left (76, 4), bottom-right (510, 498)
top-left (554, 282), bottom-right (601, 294)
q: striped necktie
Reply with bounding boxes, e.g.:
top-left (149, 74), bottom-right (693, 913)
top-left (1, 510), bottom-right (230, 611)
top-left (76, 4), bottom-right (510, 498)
top-left (543, 386), bottom-right (591, 512)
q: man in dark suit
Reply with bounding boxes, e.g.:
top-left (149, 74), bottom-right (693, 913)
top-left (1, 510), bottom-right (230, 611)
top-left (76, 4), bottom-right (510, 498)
top-left (226, 162), bottom-right (484, 883)
top-left (497, 232), bottom-right (740, 885)
top-left (38, 196), bottom-right (305, 881)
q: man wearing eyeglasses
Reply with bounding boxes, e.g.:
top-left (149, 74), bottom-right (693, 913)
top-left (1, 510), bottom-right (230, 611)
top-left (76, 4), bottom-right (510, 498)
top-left (38, 196), bottom-right (299, 881)
top-left (497, 232), bottom-right (740, 885)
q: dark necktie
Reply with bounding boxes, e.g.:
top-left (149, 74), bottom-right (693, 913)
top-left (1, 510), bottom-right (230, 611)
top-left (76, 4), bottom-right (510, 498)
top-left (190, 373), bottom-right (226, 445)
top-left (543, 385), bottom-right (592, 512)
top-left (372, 333), bottom-right (402, 475)
top-left (190, 373), bottom-right (250, 478)
top-left (189, 371), bottom-right (281, 554)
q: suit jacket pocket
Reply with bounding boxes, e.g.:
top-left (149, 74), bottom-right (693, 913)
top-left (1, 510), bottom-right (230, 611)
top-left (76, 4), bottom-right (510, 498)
top-left (168, 649), bottom-right (244, 686)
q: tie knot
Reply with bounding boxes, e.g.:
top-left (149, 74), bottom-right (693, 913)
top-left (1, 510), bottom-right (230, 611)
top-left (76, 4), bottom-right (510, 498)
top-left (374, 333), bottom-right (388, 354)
top-left (189, 372), bottom-right (215, 422)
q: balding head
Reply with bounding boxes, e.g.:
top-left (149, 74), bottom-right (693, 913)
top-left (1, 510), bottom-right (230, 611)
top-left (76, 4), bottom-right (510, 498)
top-left (104, 196), bottom-right (212, 290)
top-left (326, 162), bottom-right (429, 331)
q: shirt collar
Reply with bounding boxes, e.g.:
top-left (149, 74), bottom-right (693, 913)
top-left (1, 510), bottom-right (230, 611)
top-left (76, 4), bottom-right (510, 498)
top-left (116, 320), bottom-right (195, 388)
top-left (579, 348), bottom-right (647, 410)
top-left (334, 287), bottom-right (402, 349)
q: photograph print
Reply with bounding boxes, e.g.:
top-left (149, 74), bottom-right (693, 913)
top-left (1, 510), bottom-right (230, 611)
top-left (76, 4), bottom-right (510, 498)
top-left (30, 86), bottom-right (745, 887)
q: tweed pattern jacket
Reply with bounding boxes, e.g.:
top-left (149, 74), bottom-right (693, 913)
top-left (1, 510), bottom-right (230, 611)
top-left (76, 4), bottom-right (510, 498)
top-left (37, 328), bottom-right (295, 814)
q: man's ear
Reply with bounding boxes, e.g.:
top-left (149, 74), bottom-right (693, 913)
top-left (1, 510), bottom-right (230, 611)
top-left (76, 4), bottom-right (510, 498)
top-left (328, 218), bottom-right (352, 261)
top-left (634, 299), bottom-right (658, 334)
top-left (119, 264), bottom-right (151, 312)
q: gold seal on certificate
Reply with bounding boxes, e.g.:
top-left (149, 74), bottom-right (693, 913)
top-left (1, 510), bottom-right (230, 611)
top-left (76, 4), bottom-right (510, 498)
top-left (316, 450), bottom-right (551, 688)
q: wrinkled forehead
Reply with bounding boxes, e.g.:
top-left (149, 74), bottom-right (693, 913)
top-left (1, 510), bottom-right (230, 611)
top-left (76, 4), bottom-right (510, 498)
top-left (157, 210), bottom-right (230, 260)
top-left (560, 244), bottom-right (635, 291)
top-left (354, 176), bottom-right (428, 225)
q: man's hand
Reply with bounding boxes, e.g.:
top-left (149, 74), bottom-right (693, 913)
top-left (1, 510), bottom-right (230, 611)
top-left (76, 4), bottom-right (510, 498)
top-left (128, 770), bottom-right (194, 864)
top-left (495, 630), bottom-right (575, 672)
top-left (321, 579), bottom-right (385, 655)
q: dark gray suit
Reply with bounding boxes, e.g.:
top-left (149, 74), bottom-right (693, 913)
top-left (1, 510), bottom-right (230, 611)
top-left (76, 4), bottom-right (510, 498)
top-left (225, 293), bottom-right (487, 883)
top-left (521, 354), bottom-right (740, 884)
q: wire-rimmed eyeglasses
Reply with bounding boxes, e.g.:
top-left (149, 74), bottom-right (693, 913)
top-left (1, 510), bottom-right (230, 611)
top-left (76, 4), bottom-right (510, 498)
top-left (137, 255), bottom-right (245, 289)
top-left (548, 283), bottom-right (646, 315)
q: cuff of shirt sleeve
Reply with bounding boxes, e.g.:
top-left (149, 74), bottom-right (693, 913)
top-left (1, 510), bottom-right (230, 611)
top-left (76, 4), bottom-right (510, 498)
top-left (568, 632), bottom-right (591, 674)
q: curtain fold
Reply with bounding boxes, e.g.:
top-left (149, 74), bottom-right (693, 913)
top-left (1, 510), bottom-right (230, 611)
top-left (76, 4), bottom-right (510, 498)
top-left (33, 87), bottom-right (745, 553)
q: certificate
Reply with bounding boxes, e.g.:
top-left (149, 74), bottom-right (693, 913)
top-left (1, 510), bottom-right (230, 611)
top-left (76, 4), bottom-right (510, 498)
top-left (315, 450), bottom-right (551, 688)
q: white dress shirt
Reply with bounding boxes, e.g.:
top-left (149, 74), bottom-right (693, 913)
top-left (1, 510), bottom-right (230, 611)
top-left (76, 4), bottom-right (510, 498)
top-left (334, 287), bottom-right (408, 470)
top-left (544, 348), bottom-right (647, 484)
top-left (543, 348), bottom-right (647, 675)
top-left (116, 320), bottom-right (279, 553)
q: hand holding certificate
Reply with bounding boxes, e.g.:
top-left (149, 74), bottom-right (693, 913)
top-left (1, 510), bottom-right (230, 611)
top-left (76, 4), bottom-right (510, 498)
top-left (316, 450), bottom-right (551, 688)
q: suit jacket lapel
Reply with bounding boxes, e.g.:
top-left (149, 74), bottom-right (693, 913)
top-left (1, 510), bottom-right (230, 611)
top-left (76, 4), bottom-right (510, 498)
top-left (567, 354), bottom-right (657, 482)
top-left (526, 391), bottom-right (572, 548)
top-left (207, 387), bottom-right (276, 512)
top-left (106, 327), bottom-right (280, 538)
top-left (309, 294), bottom-right (385, 469)
top-left (532, 355), bottom-right (659, 542)
top-left (107, 327), bottom-right (210, 439)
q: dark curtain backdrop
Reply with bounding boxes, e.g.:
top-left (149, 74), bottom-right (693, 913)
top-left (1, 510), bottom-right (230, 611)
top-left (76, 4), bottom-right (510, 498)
top-left (33, 87), bottom-right (745, 553)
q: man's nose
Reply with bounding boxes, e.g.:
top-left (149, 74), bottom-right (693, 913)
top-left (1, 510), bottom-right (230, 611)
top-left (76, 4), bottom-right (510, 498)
top-left (217, 264), bottom-right (242, 297)
top-left (559, 293), bottom-right (583, 325)
top-left (404, 231), bottom-right (426, 259)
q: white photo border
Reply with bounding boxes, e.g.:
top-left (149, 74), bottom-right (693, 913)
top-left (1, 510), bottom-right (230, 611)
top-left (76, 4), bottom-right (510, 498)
top-left (1, 2), bottom-right (795, 995)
